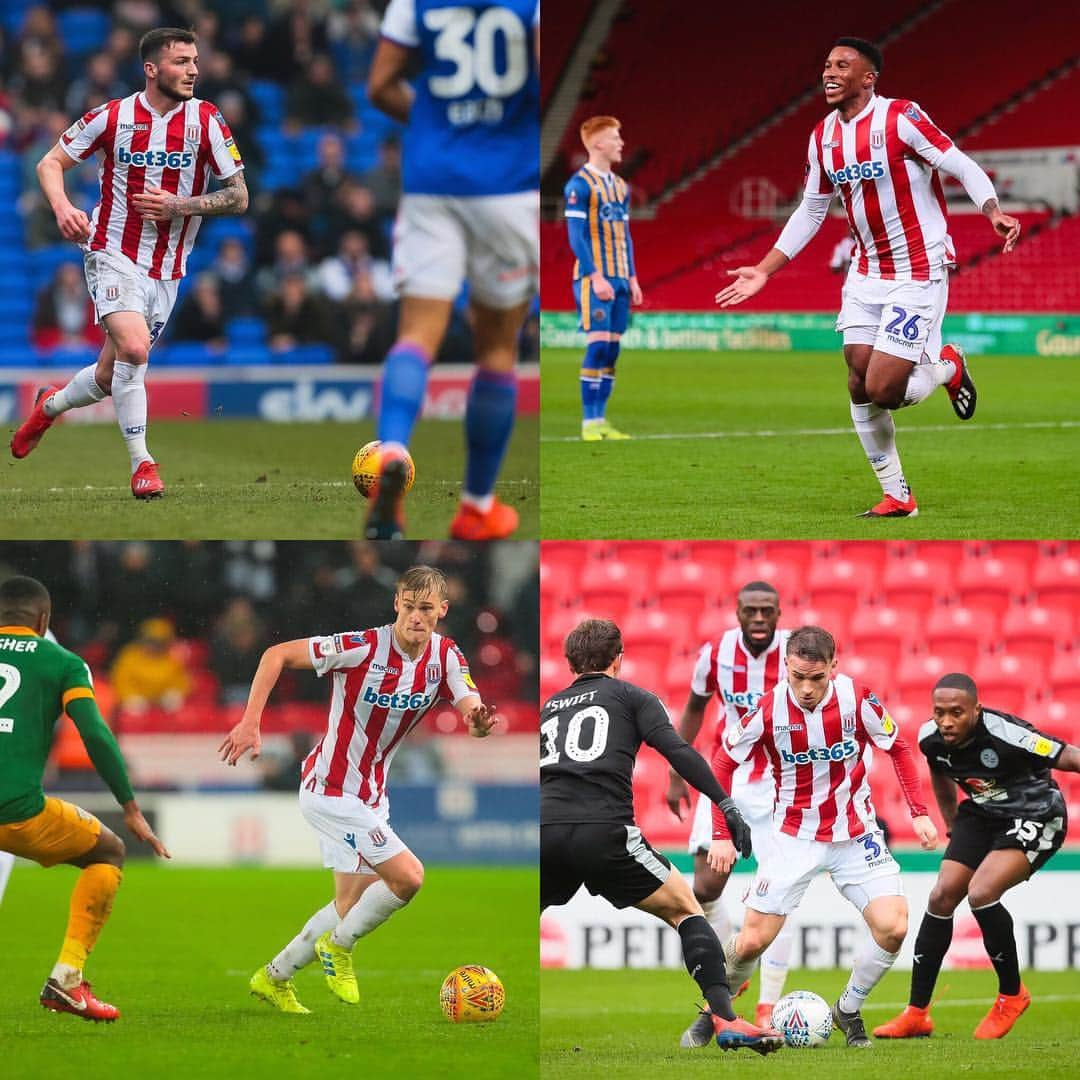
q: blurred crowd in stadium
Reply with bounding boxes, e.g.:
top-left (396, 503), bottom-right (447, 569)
top-left (0, 541), bottom-right (540, 776)
top-left (0, 1), bottom-right (540, 366)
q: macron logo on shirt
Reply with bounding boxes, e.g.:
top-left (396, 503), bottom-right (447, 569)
top-left (362, 685), bottom-right (432, 711)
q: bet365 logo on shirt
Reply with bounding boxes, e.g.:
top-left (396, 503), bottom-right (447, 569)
top-left (781, 738), bottom-right (858, 764)
top-left (118, 146), bottom-right (194, 169)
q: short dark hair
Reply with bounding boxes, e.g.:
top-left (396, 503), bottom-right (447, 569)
top-left (934, 672), bottom-right (978, 700)
top-left (140, 27), bottom-right (197, 63)
top-left (786, 625), bottom-right (835, 663)
top-left (565, 618), bottom-right (623, 675)
top-left (738, 581), bottom-right (779, 600)
top-left (0, 575), bottom-right (51, 626)
top-left (835, 36), bottom-right (882, 74)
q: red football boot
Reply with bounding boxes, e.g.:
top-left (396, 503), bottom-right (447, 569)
top-left (449, 499), bottom-right (519, 540)
top-left (756, 1002), bottom-right (774, 1027)
top-left (41, 978), bottom-right (120, 1022)
top-left (10, 384), bottom-right (63, 459)
top-left (859, 492), bottom-right (919, 518)
top-left (973, 984), bottom-right (1030, 1039)
top-left (873, 1003), bottom-right (934, 1038)
top-left (131, 460), bottom-right (164, 499)
top-left (713, 1014), bottom-right (784, 1055)
top-left (942, 343), bottom-right (977, 420)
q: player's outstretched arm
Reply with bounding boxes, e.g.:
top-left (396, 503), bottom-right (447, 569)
top-left (133, 172), bottom-right (248, 222)
top-left (220, 639), bottom-right (313, 765)
top-left (666, 692), bottom-right (709, 819)
top-left (121, 799), bottom-right (171, 858)
top-left (458, 695), bottom-right (499, 737)
top-left (1053, 745), bottom-right (1080, 772)
top-left (715, 249), bottom-right (788, 308)
top-left (36, 144), bottom-right (90, 243)
top-left (368, 39), bottom-right (414, 124)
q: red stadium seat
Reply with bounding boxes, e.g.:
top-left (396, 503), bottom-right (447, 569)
top-left (956, 553), bottom-right (1033, 599)
top-left (579, 559), bottom-right (649, 605)
top-left (1049, 652), bottom-right (1080, 696)
top-left (924, 605), bottom-right (1000, 651)
top-left (621, 608), bottom-right (692, 649)
top-left (617, 653), bottom-right (665, 692)
top-left (841, 654), bottom-right (891, 693)
top-left (578, 589), bottom-right (633, 625)
top-left (728, 558), bottom-right (807, 608)
top-left (540, 559), bottom-right (578, 606)
top-left (847, 637), bottom-right (904, 671)
top-left (1033, 555), bottom-right (1080, 604)
top-left (896, 650), bottom-right (978, 697)
top-left (880, 552), bottom-right (960, 611)
top-left (791, 604), bottom-right (852, 647)
top-left (1000, 601), bottom-right (1076, 645)
top-left (848, 606), bottom-right (923, 647)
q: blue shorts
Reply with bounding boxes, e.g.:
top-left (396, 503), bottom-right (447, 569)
top-left (574, 277), bottom-right (631, 334)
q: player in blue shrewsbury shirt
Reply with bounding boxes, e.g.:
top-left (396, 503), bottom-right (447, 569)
top-left (564, 116), bottom-right (642, 441)
top-left (364, 0), bottom-right (540, 540)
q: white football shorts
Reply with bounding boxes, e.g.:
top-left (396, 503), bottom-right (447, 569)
top-left (84, 248), bottom-right (179, 350)
top-left (742, 827), bottom-right (902, 916)
top-left (688, 773), bottom-right (775, 857)
top-left (392, 191), bottom-right (539, 309)
top-left (837, 273), bottom-right (948, 363)
top-left (298, 787), bottom-right (407, 873)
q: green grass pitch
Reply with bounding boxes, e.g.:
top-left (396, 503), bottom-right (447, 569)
top-left (540, 348), bottom-right (1078, 538)
top-left (542, 966), bottom-right (1080, 1078)
top-left (0, 417), bottom-right (539, 539)
top-left (1, 864), bottom-right (538, 1080)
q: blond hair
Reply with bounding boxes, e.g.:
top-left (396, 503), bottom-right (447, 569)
top-left (397, 565), bottom-right (449, 600)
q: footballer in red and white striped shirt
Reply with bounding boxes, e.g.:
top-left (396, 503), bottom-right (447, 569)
top-left (667, 581), bottom-right (794, 1037)
top-left (11, 27), bottom-right (248, 500)
top-left (706, 625), bottom-right (937, 1045)
top-left (716, 37), bottom-right (1021, 523)
top-left (220, 565), bottom-right (498, 1014)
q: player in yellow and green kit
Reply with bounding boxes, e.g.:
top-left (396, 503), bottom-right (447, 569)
top-left (0, 575), bottom-right (169, 1022)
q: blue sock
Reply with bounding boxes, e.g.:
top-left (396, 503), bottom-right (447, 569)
top-left (580, 340), bottom-right (606, 421)
top-left (597, 339), bottom-right (620, 416)
top-left (377, 343), bottom-right (431, 445)
top-left (464, 369), bottom-right (516, 498)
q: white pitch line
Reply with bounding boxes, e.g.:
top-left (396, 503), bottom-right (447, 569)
top-left (541, 419), bottom-right (1080, 444)
top-left (543, 992), bottom-right (1080, 1016)
top-left (0, 479), bottom-right (535, 496)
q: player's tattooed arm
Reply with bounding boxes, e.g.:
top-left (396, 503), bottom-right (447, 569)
top-left (132, 172), bottom-right (249, 221)
top-left (930, 769), bottom-right (958, 834)
top-left (980, 196), bottom-right (1021, 253)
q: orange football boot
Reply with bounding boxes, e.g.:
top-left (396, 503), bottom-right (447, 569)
top-left (973, 985), bottom-right (1030, 1039)
top-left (449, 498), bottom-right (519, 540)
top-left (873, 1003), bottom-right (934, 1038)
top-left (41, 978), bottom-right (120, 1022)
top-left (10, 384), bottom-right (63, 458)
top-left (131, 460), bottom-right (164, 499)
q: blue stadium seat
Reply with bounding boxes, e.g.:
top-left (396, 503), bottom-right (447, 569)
top-left (0, 346), bottom-right (32, 367)
top-left (155, 342), bottom-right (221, 367)
top-left (222, 345), bottom-right (272, 365)
top-left (226, 317), bottom-right (266, 345)
top-left (0, 3), bottom-right (33, 33)
top-left (58, 9), bottom-right (111, 56)
top-left (38, 346), bottom-right (97, 370)
top-left (248, 80), bottom-right (285, 118)
top-left (277, 344), bottom-right (335, 365)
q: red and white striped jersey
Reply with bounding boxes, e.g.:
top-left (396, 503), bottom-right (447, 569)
top-left (805, 95), bottom-right (955, 281)
top-left (59, 91), bottom-right (244, 280)
top-left (722, 673), bottom-right (898, 841)
top-left (692, 627), bottom-right (788, 785)
top-left (301, 625), bottom-right (476, 810)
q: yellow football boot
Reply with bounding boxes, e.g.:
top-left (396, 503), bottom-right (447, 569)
top-left (249, 966), bottom-right (310, 1014)
top-left (315, 931), bottom-right (360, 1004)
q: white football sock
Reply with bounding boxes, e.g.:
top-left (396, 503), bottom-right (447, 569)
top-left (50, 962), bottom-right (82, 989)
top-left (723, 931), bottom-right (758, 991)
top-left (758, 922), bottom-right (793, 1005)
top-left (701, 898), bottom-right (732, 944)
top-left (838, 938), bottom-right (899, 1013)
top-left (111, 361), bottom-right (151, 472)
top-left (850, 401), bottom-right (909, 500)
top-left (43, 364), bottom-right (108, 417)
top-left (460, 492), bottom-right (495, 513)
top-left (900, 355), bottom-right (954, 407)
top-left (266, 900), bottom-right (339, 981)
top-left (331, 879), bottom-right (409, 949)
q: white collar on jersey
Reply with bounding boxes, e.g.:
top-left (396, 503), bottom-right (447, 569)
top-left (584, 162), bottom-right (614, 180)
top-left (835, 93), bottom-right (877, 126)
top-left (138, 90), bottom-right (186, 120)
top-left (786, 680), bottom-right (835, 714)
